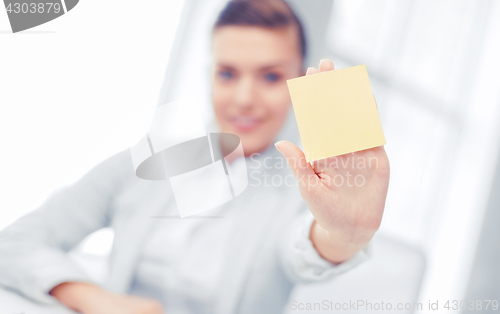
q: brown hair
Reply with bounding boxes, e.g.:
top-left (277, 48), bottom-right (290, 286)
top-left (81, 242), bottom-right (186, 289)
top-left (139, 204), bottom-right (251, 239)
top-left (213, 0), bottom-right (307, 62)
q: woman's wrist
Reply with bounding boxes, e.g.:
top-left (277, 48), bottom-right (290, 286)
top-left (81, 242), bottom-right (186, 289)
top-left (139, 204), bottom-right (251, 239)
top-left (49, 281), bottom-right (103, 312)
top-left (310, 220), bottom-right (370, 264)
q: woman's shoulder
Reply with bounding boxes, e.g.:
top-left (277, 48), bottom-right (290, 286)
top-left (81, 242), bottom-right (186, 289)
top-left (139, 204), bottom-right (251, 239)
top-left (78, 149), bottom-right (136, 190)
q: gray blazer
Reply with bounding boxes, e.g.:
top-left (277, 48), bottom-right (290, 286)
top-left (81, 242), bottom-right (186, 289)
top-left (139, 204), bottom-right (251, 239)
top-left (0, 147), bottom-right (371, 314)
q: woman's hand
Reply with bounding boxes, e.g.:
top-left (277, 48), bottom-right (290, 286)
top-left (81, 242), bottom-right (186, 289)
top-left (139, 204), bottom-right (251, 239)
top-left (275, 59), bottom-right (390, 264)
top-left (50, 282), bottom-right (165, 314)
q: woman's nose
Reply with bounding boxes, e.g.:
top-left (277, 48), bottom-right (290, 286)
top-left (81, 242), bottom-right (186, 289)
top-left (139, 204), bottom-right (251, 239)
top-left (234, 76), bottom-right (256, 110)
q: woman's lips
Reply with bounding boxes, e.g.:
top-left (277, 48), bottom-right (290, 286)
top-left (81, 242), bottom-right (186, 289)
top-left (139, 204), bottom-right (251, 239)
top-left (228, 116), bottom-right (262, 132)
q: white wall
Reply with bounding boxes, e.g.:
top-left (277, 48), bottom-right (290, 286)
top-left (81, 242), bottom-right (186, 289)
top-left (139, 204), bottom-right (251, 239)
top-left (0, 0), bottom-right (185, 230)
top-left (326, 0), bottom-right (500, 309)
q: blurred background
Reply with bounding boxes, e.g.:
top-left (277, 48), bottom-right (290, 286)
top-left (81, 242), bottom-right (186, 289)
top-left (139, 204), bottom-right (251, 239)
top-left (1, 0), bottom-right (500, 313)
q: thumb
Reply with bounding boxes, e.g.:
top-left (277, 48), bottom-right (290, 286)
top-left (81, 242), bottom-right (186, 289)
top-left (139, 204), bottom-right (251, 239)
top-left (274, 141), bottom-right (318, 189)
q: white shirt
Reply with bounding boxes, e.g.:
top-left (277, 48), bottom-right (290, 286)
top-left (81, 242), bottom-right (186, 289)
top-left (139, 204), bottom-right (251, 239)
top-left (129, 205), bottom-right (236, 313)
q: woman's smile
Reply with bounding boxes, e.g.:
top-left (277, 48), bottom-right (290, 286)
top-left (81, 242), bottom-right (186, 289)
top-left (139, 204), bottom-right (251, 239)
top-left (228, 114), bottom-right (264, 132)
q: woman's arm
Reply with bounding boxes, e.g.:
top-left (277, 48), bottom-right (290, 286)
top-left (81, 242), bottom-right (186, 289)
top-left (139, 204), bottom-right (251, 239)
top-left (0, 150), bottom-right (130, 305)
top-left (279, 209), bottom-right (372, 284)
top-left (49, 282), bottom-right (164, 314)
top-left (309, 219), bottom-right (372, 264)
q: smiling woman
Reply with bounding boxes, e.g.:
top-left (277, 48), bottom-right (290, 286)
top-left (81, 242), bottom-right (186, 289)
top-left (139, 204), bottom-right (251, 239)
top-left (211, 0), bottom-right (306, 155)
top-left (0, 0), bottom-right (388, 313)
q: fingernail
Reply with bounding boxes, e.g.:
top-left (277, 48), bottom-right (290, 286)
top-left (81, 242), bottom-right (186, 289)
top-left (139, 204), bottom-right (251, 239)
top-left (306, 67), bottom-right (314, 75)
top-left (274, 141), bottom-right (284, 152)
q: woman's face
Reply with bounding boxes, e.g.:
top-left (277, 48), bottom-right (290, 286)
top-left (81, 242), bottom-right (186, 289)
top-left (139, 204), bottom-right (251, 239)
top-left (211, 25), bottom-right (303, 156)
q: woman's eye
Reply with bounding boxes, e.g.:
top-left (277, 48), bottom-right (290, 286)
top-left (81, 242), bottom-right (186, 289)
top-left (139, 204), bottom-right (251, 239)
top-left (218, 70), bottom-right (234, 80)
top-left (264, 73), bottom-right (281, 82)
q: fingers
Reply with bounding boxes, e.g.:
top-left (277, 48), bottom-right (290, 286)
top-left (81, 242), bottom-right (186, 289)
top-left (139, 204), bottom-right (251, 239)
top-left (275, 140), bottom-right (318, 190)
top-left (306, 59), bottom-right (335, 77)
top-left (306, 67), bottom-right (319, 76)
top-left (319, 59), bottom-right (334, 72)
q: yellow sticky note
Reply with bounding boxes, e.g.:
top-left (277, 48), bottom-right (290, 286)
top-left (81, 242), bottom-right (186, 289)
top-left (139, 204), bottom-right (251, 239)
top-left (287, 65), bottom-right (386, 162)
